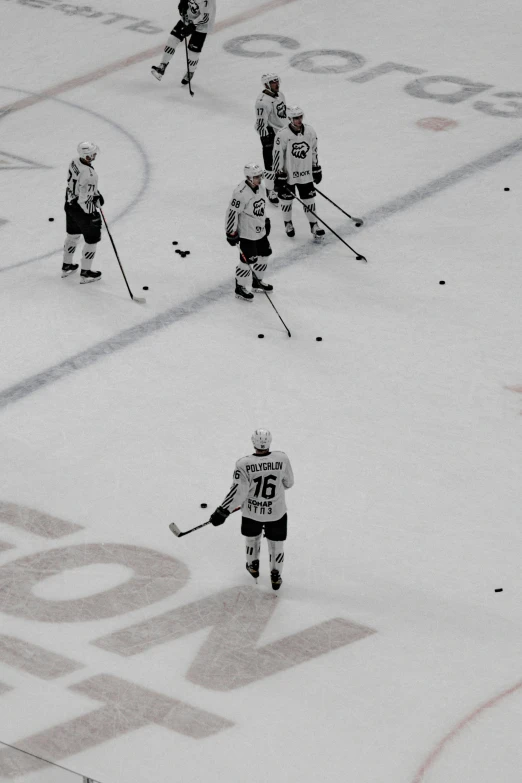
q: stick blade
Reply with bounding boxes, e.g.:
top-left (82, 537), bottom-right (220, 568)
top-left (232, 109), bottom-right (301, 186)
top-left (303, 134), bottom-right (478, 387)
top-left (132, 296), bottom-right (146, 304)
top-left (169, 522), bottom-right (182, 537)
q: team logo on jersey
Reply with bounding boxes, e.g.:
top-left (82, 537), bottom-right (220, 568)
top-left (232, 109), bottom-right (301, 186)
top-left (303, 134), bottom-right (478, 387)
top-left (276, 101), bottom-right (286, 119)
top-left (188, 0), bottom-right (200, 15)
top-left (291, 141), bottom-right (310, 159)
top-left (253, 198), bottom-right (265, 217)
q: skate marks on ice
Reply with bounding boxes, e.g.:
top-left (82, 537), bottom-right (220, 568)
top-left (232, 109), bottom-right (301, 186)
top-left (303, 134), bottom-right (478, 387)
top-left (0, 675), bottom-right (233, 778)
top-left (0, 500), bottom-right (83, 538)
top-left (0, 543), bottom-right (188, 622)
top-left (2, 133), bottom-right (522, 411)
top-left (95, 585), bottom-right (376, 691)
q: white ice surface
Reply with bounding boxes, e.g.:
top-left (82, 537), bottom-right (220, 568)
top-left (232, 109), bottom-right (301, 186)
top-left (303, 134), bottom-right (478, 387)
top-left (0, 0), bottom-right (521, 782)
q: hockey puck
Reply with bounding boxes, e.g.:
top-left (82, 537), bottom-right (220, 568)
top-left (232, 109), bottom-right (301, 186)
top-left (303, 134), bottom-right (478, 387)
top-left (143, 286), bottom-right (149, 290)
top-left (48, 217), bottom-right (54, 222)
top-left (356, 255), bottom-right (363, 260)
top-left (504, 187), bottom-right (510, 191)
top-left (439, 281), bottom-right (445, 285)
top-left (495, 588), bottom-right (503, 592)
top-left (316, 336), bottom-right (322, 341)
top-left (185, 251), bottom-right (190, 255)
top-left (172, 241), bottom-right (178, 245)
top-left (175, 249), bottom-right (181, 254)
top-left (200, 503), bottom-right (207, 508)
top-left (258, 334), bottom-right (264, 339)
top-left (355, 222), bottom-right (362, 227)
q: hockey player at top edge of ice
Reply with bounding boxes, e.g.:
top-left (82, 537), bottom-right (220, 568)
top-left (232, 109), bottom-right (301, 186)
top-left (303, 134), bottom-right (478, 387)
top-left (62, 142), bottom-right (104, 284)
top-left (254, 73), bottom-right (287, 206)
top-left (151, 0), bottom-right (216, 86)
top-left (210, 429), bottom-right (294, 591)
top-left (225, 163), bottom-right (274, 302)
top-left (273, 106), bottom-right (325, 240)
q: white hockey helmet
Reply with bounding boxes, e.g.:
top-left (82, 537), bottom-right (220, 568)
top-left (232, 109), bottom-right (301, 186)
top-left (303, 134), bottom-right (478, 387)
top-left (287, 105), bottom-right (304, 120)
top-left (77, 141), bottom-right (99, 160)
top-left (262, 73), bottom-right (280, 89)
top-left (252, 428), bottom-right (272, 450)
top-left (244, 162), bottom-right (264, 182)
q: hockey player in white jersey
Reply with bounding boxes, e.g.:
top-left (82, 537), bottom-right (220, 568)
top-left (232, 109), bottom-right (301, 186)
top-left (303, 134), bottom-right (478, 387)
top-left (225, 163), bottom-right (273, 302)
top-left (210, 429), bottom-right (294, 590)
top-left (273, 106), bottom-right (325, 240)
top-left (254, 74), bottom-right (287, 206)
top-left (151, 0), bottom-right (216, 85)
top-left (62, 142), bottom-right (104, 283)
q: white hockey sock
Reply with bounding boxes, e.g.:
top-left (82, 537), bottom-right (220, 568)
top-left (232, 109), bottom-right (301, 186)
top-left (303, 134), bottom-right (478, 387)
top-left (161, 35), bottom-right (180, 65)
top-left (265, 169), bottom-right (275, 191)
top-left (302, 197), bottom-right (317, 224)
top-left (81, 243), bottom-right (97, 271)
top-left (267, 539), bottom-right (285, 575)
top-left (185, 52), bottom-right (200, 76)
top-left (63, 233), bottom-right (80, 264)
top-left (235, 259), bottom-right (252, 289)
top-left (280, 198), bottom-right (293, 221)
top-left (245, 535), bottom-right (262, 565)
top-left (252, 260), bottom-right (268, 283)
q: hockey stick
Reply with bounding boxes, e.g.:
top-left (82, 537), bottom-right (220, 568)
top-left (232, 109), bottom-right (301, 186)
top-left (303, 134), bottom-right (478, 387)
top-left (240, 252), bottom-right (291, 338)
top-left (99, 209), bottom-right (146, 303)
top-left (184, 38), bottom-right (194, 97)
top-left (315, 187), bottom-right (364, 226)
top-left (284, 187), bottom-right (367, 262)
top-left (169, 507), bottom-right (240, 538)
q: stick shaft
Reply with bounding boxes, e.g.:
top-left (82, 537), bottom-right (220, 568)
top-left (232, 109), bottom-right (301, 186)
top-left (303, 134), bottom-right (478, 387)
top-left (315, 186), bottom-right (354, 220)
top-left (184, 38), bottom-right (194, 96)
top-left (241, 252), bottom-right (291, 337)
top-left (99, 209), bottom-right (135, 298)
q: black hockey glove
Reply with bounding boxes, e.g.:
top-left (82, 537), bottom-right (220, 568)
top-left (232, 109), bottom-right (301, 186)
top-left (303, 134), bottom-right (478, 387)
top-left (275, 171), bottom-right (288, 196)
top-left (265, 217), bottom-right (271, 236)
top-left (181, 20), bottom-right (196, 36)
top-left (312, 164), bottom-right (322, 184)
top-left (226, 232), bottom-right (240, 246)
top-left (210, 506), bottom-right (230, 526)
top-left (260, 128), bottom-right (275, 148)
top-left (94, 193), bottom-right (104, 206)
top-left (178, 0), bottom-right (189, 16)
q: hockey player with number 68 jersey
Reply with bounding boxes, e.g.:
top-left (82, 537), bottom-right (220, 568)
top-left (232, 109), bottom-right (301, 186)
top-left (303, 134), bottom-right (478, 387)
top-left (225, 163), bottom-right (273, 302)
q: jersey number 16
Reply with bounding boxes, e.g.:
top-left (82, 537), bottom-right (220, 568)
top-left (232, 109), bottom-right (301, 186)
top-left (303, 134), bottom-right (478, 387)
top-left (252, 474), bottom-right (277, 499)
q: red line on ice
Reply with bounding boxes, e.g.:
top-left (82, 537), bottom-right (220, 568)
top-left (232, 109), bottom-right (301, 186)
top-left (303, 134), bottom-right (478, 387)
top-left (0, 0), bottom-right (300, 116)
top-left (412, 679), bottom-right (522, 782)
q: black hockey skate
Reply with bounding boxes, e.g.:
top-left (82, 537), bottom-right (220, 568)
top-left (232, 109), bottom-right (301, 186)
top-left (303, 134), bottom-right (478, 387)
top-left (235, 284), bottom-right (254, 302)
top-left (181, 71), bottom-right (193, 85)
top-left (268, 190), bottom-right (279, 206)
top-left (284, 221), bottom-right (295, 238)
top-left (61, 263), bottom-right (78, 278)
top-left (252, 279), bottom-right (274, 293)
top-left (151, 63), bottom-right (167, 81)
top-left (246, 560), bottom-right (260, 580)
top-left (270, 569), bottom-right (282, 591)
top-left (310, 222), bottom-right (325, 240)
top-left (80, 270), bottom-right (102, 284)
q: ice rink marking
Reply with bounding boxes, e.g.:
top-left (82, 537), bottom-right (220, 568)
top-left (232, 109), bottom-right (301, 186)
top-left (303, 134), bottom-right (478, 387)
top-left (412, 678), bottom-right (522, 782)
top-left (1, 134), bottom-right (522, 411)
top-left (0, 0), bottom-right (302, 117)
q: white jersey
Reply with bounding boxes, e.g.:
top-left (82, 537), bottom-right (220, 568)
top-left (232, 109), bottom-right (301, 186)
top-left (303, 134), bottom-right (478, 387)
top-left (65, 157), bottom-right (100, 214)
top-left (225, 180), bottom-right (267, 241)
top-left (186, 0), bottom-right (216, 32)
top-left (254, 89), bottom-right (287, 138)
top-left (220, 450), bottom-right (294, 521)
top-left (273, 123), bottom-right (319, 186)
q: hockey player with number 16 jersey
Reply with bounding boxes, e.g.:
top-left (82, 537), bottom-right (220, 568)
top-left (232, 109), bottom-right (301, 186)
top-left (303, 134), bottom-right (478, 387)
top-left (209, 429), bottom-right (294, 590)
